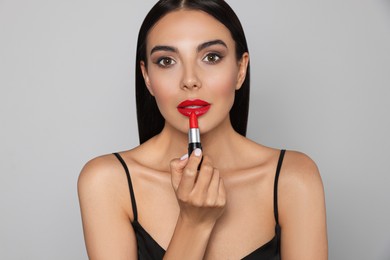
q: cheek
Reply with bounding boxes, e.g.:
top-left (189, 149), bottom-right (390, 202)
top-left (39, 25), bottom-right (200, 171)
top-left (151, 84), bottom-right (176, 109)
top-left (148, 71), bottom-right (180, 113)
top-left (148, 67), bottom-right (177, 92)
top-left (206, 66), bottom-right (238, 100)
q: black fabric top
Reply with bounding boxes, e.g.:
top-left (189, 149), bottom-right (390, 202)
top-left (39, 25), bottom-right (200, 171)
top-left (113, 149), bottom-right (285, 260)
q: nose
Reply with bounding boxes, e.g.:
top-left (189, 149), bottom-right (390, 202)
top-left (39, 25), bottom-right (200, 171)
top-left (181, 63), bottom-right (201, 90)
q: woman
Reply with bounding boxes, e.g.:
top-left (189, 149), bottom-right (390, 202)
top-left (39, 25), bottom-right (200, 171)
top-left (78, 0), bottom-right (328, 259)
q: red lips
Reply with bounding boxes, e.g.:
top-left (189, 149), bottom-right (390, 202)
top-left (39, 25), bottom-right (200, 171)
top-left (177, 99), bottom-right (211, 117)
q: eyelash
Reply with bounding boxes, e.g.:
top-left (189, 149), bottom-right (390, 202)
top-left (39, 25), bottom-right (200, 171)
top-left (203, 53), bottom-right (223, 64)
top-left (155, 57), bottom-right (176, 68)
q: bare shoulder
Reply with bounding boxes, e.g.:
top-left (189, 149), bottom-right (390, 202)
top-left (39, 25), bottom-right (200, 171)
top-left (278, 150), bottom-right (324, 206)
top-left (278, 150), bottom-right (328, 259)
top-left (77, 152), bottom-right (135, 216)
top-left (78, 153), bottom-right (125, 193)
top-left (280, 150), bottom-right (322, 187)
top-left (77, 153), bottom-right (139, 259)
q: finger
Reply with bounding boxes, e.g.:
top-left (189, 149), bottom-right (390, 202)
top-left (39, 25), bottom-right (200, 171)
top-left (192, 156), bottom-right (214, 196)
top-left (186, 148), bottom-right (203, 171)
top-left (177, 148), bottom-right (203, 195)
top-left (170, 154), bottom-right (188, 191)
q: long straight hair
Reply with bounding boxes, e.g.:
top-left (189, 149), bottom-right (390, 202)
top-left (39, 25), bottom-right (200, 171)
top-left (136, 0), bottom-right (250, 144)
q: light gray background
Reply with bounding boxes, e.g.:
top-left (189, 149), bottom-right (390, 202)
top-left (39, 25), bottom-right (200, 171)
top-left (1, 0), bottom-right (389, 259)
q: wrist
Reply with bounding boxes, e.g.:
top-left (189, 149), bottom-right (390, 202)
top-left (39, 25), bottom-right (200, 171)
top-left (177, 213), bottom-right (218, 232)
top-left (164, 215), bottom-right (215, 260)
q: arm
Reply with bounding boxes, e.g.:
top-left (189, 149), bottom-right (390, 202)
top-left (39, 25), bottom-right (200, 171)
top-left (165, 149), bottom-right (226, 260)
top-left (77, 156), bottom-right (137, 260)
top-left (279, 151), bottom-right (328, 260)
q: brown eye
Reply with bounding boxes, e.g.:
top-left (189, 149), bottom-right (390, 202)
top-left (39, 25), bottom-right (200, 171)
top-left (157, 57), bottom-right (176, 67)
top-left (203, 53), bottom-right (221, 64)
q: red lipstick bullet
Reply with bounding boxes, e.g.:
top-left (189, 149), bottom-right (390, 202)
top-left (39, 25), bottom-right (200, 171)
top-left (188, 112), bottom-right (202, 156)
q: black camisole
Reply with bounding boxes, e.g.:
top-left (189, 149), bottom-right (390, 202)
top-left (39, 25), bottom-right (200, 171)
top-left (113, 149), bottom-right (285, 260)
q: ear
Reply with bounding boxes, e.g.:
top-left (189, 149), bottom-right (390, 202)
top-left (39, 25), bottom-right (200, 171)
top-left (235, 52), bottom-right (249, 90)
top-left (140, 61), bottom-right (154, 96)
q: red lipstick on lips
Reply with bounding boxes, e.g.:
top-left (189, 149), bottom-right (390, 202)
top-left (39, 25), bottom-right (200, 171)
top-left (177, 99), bottom-right (211, 117)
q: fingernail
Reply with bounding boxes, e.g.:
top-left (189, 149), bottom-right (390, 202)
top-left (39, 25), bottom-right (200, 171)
top-left (180, 154), bottom-right (188, 160)
top-left (194, 148), bottom-right (202, 157)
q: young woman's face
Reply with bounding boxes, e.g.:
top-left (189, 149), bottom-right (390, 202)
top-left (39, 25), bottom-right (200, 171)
top-left (141, 9), bottom-right (248, 134)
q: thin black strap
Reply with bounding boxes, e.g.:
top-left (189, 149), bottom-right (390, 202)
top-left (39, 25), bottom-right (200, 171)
top-left (113, 153), bottom-right (138, 221)
top-left (273, 149), bottom-right (286, 225)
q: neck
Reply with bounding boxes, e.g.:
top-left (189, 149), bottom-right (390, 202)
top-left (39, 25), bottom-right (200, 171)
top-left (200, 118), bottom-right (246, 171)
top-left (146, 116), bottom-right (245, 172)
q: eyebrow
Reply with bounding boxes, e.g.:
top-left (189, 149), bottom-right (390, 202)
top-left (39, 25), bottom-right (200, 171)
top-left (150, 45), bottom-right (177, 55)
top-left (197, 40), bottom-right (227, 52)
top-left (150, 39), bottom-right (228, 55)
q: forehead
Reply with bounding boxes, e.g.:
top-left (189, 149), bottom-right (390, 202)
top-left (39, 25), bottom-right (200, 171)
top-left (146, 9), bottom-right (234, 48)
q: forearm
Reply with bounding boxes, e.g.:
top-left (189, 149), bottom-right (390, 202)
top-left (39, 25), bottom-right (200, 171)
top-left (163, 216), bottom-right (214, 260)
top-left (165, 153), bottom-right (225, 259)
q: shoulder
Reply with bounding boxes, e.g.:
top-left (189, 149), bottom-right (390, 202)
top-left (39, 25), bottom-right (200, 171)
top-left (77, 152), bottom-right (134, 215)
top-left (280, 150), bottom-right (321, 186)
top-left (276, 150), bottom-right (328, 257)
top-left (77, 153), bottom-right (139, 258)
top-left (277, 150), bottom-right (326, 223)
top-left (78, 153), bottom-right (125, 191)
top-left (277, 150), bottom-right (328, 257)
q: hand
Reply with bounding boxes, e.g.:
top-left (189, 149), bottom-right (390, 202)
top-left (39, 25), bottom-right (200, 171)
top-left (170, 148), bottom-right (226, 228)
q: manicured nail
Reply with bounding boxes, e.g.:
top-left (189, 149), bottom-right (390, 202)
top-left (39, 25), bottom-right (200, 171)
top-left (194, 148), bottom-right (202, 157)
top-left (180, 154), bottom-right (189, 160)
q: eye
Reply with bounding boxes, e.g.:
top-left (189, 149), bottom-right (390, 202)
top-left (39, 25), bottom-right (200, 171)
top-left (156, 57), bottom-right (176, 67)
top-left (203, 53), bottom-right (222, 64)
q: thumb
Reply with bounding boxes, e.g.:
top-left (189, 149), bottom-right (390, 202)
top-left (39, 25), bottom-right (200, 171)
top-left (170, 154), bottom-right (188, 191)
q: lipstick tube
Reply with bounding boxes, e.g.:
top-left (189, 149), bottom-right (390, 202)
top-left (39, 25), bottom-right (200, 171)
top-left (188, 112), bottom-right (202, 156)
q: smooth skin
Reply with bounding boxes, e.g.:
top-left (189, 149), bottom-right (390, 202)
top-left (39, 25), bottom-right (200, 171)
top-left (78, 10), bottom-right (327, 260)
